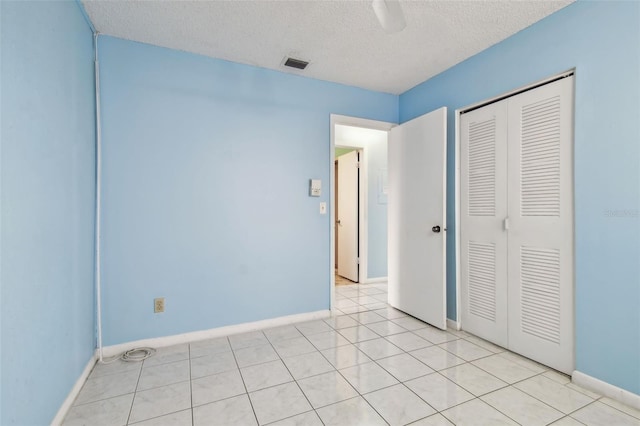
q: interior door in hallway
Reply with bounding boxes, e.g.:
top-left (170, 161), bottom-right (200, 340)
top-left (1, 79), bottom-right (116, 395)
top-left (388, 107), bottom-right (447, 330)
top-left (337, 150), bottom-right (359, 282)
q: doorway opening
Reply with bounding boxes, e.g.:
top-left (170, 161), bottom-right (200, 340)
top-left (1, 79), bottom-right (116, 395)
top-left (329, 115), bottom-right (394, 311)
top-left (335, 148), bottom-right (361, 285)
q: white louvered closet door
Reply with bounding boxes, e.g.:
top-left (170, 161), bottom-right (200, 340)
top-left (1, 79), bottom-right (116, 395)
top-left (506, 76), bottom-right (574, 374)
top-left (460, 101), bottom-right (509, 348)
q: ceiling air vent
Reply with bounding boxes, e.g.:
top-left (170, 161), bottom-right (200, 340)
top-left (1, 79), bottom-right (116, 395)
top-left (284, 57), bottom-right (309, 70)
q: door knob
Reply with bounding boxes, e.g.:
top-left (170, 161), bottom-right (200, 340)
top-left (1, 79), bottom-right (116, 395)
top-left (336, 220), bottom-right (341, 225)
top-left (432, 225), bottom-right (441, 233)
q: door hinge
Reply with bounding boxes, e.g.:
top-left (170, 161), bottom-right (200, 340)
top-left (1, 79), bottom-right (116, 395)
top-left (356, 161), bottom-right (360, 169)
top-left (504, 217), bottom-right (510, 231)
top-left (357, 257), bottom-right (360, 264)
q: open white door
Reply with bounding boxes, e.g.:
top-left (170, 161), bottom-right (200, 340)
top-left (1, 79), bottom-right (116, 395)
top-left (337, 150), bottom-right (359, 282)
top-left (388, 107), bottom-right (447, 329)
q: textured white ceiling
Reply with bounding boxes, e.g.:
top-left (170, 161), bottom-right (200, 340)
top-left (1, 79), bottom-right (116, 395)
top-left (82, 0), bottom-right (573, 94)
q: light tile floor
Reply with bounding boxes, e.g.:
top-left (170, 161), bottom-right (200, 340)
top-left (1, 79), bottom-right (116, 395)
top-left (63, 282), bottom-right (640, 426)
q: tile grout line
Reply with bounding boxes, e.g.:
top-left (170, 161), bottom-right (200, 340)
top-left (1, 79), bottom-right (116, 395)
top-left (289, 320), bottom-right (349, 422)
top-left (597, 398), bottom-right (640, 420)
top-left (561, 414), bottom-right (588, 425)
top-left (125, 358), bottom-right (145, 425)
top-left (430, 369), bottom-right (524, 425)
top-left (328, 361), bottom-right (392, 425)
top-left (262, 325), bottom-right (336, 425)
top-left (261, 409), bottom-right (323, 426)
top-left (188, 342), bottom-right (194, 426)
top-left (510, 370), bottom-right (602, 415)
top-left (228, 335), bottom-right (261, 426)
top-left (125, 349), bottom-right (194, 425)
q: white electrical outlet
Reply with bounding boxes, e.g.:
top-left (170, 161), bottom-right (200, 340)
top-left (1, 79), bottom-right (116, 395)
top-left (319, 202), bottom-right (327, 214)
top-left (154, 298), bottom-right (165, 313)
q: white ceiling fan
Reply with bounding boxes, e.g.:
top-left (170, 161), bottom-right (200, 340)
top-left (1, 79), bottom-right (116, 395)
top-left (372, 0), bottom-right (407, 34)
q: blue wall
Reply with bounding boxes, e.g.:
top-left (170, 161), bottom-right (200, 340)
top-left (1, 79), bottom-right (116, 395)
top-left (0, 1), bottom-right (96, 424)
top-left (98, 36), bottom-right (398, 345)
top-left (400, 1), bottom-right (640, 395)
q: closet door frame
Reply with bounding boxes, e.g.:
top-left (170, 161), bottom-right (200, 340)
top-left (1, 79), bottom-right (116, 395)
top-left (455, 69), bottom-right (575, 329)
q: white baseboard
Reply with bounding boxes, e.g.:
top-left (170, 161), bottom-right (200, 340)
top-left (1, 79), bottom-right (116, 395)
top-left (447, 318), bottom-right (460, 331)
top-left (51, 353), bottom-right (97, 425)
top-left (101, 310), bottom-right (331, 358)
top-left (362, 277), bottom-right (388, 284)
top-left (572, 370), bottom-right (640, 410)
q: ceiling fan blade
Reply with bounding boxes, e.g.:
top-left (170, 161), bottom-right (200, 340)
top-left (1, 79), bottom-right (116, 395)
top-left (372, 0), bottom-right (407, 34)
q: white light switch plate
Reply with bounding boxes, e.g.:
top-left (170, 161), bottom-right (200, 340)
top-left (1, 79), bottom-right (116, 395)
top-left (319, 202), bottom-right (327, 214)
